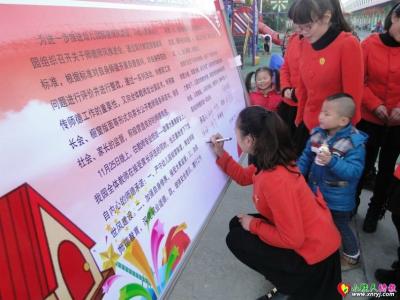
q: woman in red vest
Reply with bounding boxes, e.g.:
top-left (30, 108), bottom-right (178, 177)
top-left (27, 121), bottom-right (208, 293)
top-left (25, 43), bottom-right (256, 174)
top-left (288, 0), bottom-right (364, 154)
top-left (356, 3), bottom-right (400, 233)
top-left (210, 106), bottom-right (341, 300)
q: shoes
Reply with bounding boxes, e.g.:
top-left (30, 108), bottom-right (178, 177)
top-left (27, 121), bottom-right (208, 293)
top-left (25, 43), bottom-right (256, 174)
top-left (341, 253), bottom-right (360, 271)
top-left (375, 268), bottom-right (396, 283)
top-left (392, 260), bottom-right (400, 270)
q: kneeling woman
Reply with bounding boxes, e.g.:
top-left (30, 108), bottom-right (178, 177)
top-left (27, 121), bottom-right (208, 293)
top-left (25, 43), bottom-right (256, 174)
top-left (210, 106), bottom-right (341, 300)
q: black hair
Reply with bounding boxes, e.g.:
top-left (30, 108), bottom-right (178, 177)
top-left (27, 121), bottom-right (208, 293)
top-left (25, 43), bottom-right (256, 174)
top-left (384, 2), bottom-right (400, 31)
top-left (244, 67), bottom-right (280, 93)
top-left (326, 92), bottom-right (355, 118)
top-left (289, 0), bottom-right (352, 32)
top-left (288, 0), bottom-right (296, 20)
top-left (236, 106), bottom-right (297, 170)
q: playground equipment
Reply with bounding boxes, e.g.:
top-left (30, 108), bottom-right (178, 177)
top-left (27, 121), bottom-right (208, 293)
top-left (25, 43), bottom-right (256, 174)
top-left (230, 3), bottom-right (282, 65)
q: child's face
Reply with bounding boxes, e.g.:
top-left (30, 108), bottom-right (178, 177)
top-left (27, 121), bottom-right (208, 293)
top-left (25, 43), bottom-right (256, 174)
top-left (255, 71), bottom-right (272, 91)
top-left (318, 101), bottom-right (349, 131)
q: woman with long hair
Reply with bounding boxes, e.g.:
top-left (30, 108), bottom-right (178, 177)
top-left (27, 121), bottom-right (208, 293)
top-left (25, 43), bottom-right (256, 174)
top-left (210, 106), bottom-right (341, 300)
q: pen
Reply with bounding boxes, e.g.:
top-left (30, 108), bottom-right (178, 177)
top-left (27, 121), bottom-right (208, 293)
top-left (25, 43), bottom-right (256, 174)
top-left (206, 137), bottom-right (232, 143)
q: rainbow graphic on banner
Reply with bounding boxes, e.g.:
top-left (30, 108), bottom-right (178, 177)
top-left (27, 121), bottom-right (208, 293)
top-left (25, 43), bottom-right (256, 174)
top-left (100, 219), bottom-right (190, 299)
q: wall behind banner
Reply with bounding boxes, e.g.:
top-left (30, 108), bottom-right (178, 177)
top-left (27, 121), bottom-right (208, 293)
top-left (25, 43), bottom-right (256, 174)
top-left (0, 1), bottom-right (246, 299)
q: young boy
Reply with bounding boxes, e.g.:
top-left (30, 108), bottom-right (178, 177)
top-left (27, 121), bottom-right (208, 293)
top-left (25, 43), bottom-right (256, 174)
top-left (297, 93), bottom-right (368, 270)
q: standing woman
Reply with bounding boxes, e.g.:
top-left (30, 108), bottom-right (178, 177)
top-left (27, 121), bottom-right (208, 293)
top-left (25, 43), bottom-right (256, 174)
top-left (278, 28), bottom-right (303, 136)
top-left (210, 106), bottom-right (342, 300)
top-left (278, 4), bottom-right (303, 136)
top-left (357, 3), bottom-right (400, 233)
top-left (289, 0), bottom-right (364, 153)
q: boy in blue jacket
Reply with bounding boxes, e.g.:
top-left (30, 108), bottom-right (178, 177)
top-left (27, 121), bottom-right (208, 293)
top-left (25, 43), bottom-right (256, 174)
top-left (298, 93), bottom-right (367, 270)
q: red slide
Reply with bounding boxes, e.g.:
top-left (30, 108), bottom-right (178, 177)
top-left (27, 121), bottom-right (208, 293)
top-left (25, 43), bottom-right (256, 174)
top-left (258, 21), bottom-right (282, 45)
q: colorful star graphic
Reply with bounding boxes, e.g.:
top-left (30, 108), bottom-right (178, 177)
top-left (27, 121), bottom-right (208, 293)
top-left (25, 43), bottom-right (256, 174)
top-left (100, 244), bottom-right (120, 270)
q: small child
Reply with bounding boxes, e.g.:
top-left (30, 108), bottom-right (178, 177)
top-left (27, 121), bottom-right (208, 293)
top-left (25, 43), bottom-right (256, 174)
top-left (245, 67), bottom-right (283, 167)
top-left (245, 67), bottom-right (282, 112)
top-left (297, 93), bottom-right (368, 270)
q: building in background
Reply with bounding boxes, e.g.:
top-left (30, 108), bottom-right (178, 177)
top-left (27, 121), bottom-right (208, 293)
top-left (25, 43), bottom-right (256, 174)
top-left (343, 0), bottom-right (400, 30)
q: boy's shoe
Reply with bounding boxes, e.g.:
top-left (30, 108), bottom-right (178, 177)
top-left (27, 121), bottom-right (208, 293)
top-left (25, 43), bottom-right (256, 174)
top-left (341, 253), bottom-right (360, 271)
top-left (375, 268), bottom-right (396, 283)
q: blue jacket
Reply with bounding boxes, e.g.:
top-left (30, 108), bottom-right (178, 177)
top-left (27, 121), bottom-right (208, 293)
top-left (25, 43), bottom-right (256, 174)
top-left (297, 124), bottom-right (368, 212)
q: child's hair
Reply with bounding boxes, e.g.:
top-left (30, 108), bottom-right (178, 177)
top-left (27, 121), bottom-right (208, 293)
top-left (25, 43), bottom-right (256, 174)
top-left (236, 106), bottom-right (297, 170)
top-left (326, 93), bottom-right (355, 119)
top-left (289, 0), bottom-right (351, 32)
top-left (384, 2), bottom-right (400, 31)
top-left (245, 67), bottom-right (280, 93)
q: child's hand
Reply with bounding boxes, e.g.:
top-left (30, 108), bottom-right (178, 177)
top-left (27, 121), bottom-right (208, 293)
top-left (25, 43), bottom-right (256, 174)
top-left (210, 133), bottom-right (225, 157)
top-left (316, 150), bottom-right (332, 166)
top-left (237, 214), bottom-right (254, 231)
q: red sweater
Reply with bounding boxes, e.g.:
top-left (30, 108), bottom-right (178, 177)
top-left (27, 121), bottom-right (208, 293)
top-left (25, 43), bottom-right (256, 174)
top-left (280, 33), bottom-right (303, 107)
top-left (216, 151), bottom-right (341, 265)
top-left (249, 90), bottom-right (282, 112)
top-left (361, 34), bottom-right (400, 126)
top-left (296, 32), bottom-right (364, 130)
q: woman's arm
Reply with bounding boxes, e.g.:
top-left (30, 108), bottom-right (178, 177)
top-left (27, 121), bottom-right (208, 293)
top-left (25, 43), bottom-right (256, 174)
top-left (217, 151), bottom-right (256, 186)
top-left (341, 36), bottom-right (364, 124)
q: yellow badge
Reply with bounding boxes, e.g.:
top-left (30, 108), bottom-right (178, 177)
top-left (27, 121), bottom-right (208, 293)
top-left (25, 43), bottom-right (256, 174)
top-left (319, 57), bottom-right (326, 65)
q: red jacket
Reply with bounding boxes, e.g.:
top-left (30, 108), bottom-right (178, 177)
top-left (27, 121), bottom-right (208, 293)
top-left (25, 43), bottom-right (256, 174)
top-left (361, 34), bottom-right (400, 126)
top-left (216, 151), bottom-right (341, 265)
top-left (249, 90), bottom-right (282, 112)
top-left (296, 32), bottom-right (364, 130)
top-left (280, 33), bottom-right (303, 107)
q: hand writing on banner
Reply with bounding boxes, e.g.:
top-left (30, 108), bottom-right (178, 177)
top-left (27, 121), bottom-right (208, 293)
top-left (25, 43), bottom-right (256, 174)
top-left (208, 133), bottom-right (226, 157)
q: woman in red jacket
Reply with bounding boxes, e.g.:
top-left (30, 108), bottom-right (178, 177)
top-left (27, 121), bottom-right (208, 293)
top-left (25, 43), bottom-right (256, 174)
top-left (210, 106), bottom-right (341, 300)
top-left (289, 0), bottom-right (364, 153)
top-left (278, 5), bottom-right (303, 137)
top-left (357, 3), bottom-right (400, 233)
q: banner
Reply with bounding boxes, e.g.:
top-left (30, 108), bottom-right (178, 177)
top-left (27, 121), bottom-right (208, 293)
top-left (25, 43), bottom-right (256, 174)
top-left (0, 1), bottom-right (246, 299)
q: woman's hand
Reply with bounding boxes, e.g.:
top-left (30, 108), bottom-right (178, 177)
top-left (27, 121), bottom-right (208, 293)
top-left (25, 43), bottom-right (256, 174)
top-left (374, 105), bottom-right (389, 123)
top-left (210, 133), bottom-right (225, 158)
top-left (389, 108), bottom-right (400, 125)
top-left (283, 88), bottom-right (292, 99)
top-left (237, 214), bottom-right (254, 231)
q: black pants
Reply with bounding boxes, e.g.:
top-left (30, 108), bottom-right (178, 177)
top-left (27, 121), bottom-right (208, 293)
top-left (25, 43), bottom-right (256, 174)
top-left (226, 215), bottom-right (341, 300)
top-left (356, 120), bottom-right (400, 211)
top-left (293, 122), bottom-right (310, 157)
top-left (277, 102), bottom-right (297, 137)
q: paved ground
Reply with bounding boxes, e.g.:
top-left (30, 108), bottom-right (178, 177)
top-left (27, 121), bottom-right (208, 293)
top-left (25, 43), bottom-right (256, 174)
top-left (169, 155), bottom-right (397, 299)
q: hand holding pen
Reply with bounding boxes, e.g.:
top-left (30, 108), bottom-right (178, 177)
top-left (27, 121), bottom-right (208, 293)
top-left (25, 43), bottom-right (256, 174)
top-left (207, 134), bottom-right (231, 158)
